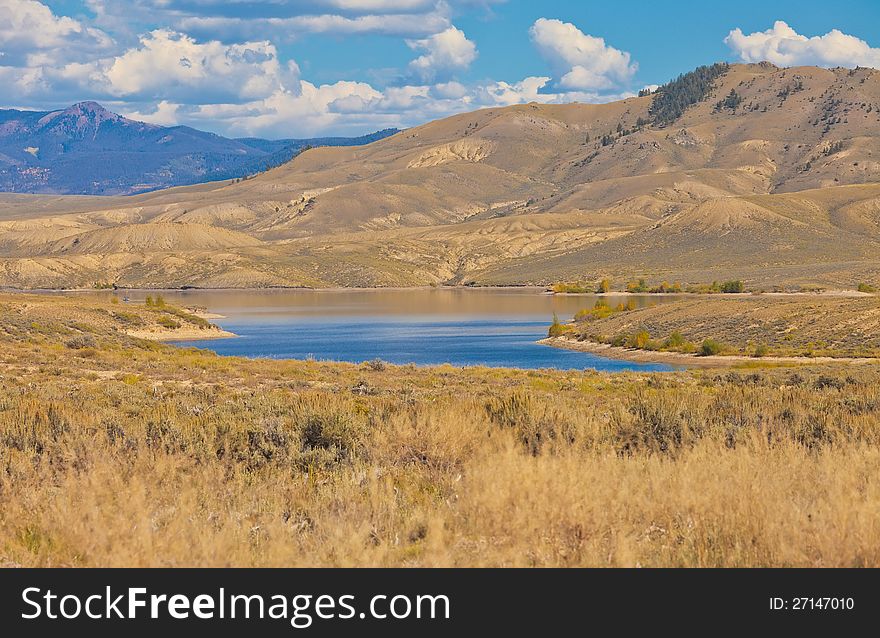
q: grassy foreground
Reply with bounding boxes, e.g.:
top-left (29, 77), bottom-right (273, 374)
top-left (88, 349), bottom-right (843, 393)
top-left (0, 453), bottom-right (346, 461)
top-left (2, 295), bottom-right (880, 567)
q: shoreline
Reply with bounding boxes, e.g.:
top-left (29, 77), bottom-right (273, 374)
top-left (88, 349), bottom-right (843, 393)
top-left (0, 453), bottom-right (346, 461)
top-left (538, 336), bottom-right (880, 367)
top-left (127, 327), bottom-right (237, 342)
top-left (0, 284), bottom-right (547, 294)
top-left (3, 285), bottom-right (873, 298)
top-left (549, 289), bottom-right (874, 299)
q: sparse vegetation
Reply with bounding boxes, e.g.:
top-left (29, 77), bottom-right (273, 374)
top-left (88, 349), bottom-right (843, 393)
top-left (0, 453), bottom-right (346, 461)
top-left (858, 283), bottom-right (877, 293)
top-left (715, 89), bottom-right (743, 112)
top-left (3, 293), bottom-right (880, 567)
top-left (561, 296), bottom-right (880, 359)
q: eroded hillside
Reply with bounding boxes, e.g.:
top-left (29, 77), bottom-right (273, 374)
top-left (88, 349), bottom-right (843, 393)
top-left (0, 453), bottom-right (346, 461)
top-left (2, 63), bottom-right (880, 289)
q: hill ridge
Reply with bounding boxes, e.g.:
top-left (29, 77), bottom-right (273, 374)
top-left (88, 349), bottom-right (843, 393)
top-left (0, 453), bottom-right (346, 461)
top-left (2, 63), bottom-right (880, 290)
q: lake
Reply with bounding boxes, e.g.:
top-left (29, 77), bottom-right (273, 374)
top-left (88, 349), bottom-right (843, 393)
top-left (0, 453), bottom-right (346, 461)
top-left (135, 288), bottom-right (681, 372)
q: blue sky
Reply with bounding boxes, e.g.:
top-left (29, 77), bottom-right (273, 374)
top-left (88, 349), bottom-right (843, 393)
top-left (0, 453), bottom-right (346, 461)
top-left (1, 0), bottom-right (879, 138)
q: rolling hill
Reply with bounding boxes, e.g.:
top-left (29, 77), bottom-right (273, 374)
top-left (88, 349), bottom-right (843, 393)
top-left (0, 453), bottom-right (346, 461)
top-left (2, 62), bottom-right (880, 289)
top-left (0, 102), bottom-right (398, 195)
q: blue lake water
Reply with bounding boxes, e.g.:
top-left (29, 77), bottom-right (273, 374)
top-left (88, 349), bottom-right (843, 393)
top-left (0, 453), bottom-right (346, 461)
top-left (153, 288), bottom-right (680, 372)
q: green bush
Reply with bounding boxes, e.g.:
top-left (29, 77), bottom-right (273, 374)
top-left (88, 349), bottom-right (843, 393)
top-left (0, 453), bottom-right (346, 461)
top-left (611, 334), bottom-right (629, 347)
top-left (857, 283), bottom-right (877, 293)
top-left (700, 339), bottom-right (724, 356)
top-left (719, 280), bottom-right (745, 293)
top-left (157, 316), bottom-right (181, 329)
top-left (753, 343), bottom-right (770, 358)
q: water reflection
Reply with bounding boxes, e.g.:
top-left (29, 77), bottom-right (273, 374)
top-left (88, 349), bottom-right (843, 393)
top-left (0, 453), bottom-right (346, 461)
top-left (103, 288), bottom-right (683, 371)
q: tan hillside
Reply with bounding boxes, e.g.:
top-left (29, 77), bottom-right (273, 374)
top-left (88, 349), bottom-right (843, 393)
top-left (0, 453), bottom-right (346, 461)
top-left (2, 63), bottom-right (880, 288)
top-left (561, 295), bottom-right (880, 358)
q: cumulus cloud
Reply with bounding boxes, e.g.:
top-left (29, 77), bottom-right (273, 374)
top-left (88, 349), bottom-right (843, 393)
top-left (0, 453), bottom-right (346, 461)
top-left (0, 0), bottom-right (114, 65)
top-left (103, 30), bottom-right (299, 103)
top-left (529, 18), bottom-right (637, 91)
top-left (725, 21), bottom-right (880, 69)
top-left (407, 26), bottom-right (477, 81)
top-left (120, 99), bottom-right (182, 126)
top-left (0, 1), bottom-right (636, 138)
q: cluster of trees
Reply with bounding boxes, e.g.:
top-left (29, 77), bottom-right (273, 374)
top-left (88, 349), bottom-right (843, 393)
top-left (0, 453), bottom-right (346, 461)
top-left (648, 63), bottom-right (730, 127)
top-left (553, 278), bottom-right (744, 295)
top-left (714, 89), bottom-right (743, 112)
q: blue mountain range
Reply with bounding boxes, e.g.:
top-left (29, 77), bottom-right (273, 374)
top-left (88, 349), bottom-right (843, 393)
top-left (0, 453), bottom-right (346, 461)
top-left (0, 101), bottom-right (398, 195)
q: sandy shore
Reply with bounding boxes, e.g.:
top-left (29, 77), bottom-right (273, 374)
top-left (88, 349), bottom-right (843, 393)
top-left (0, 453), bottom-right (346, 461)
top-left (538, 337), bottom-right (880, 367)
top-left (127, 327), bottom-right (237, 342)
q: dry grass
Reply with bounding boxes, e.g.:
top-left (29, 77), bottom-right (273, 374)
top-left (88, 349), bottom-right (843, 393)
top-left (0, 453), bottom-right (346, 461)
top-left (2, 294), bottom-right (880, 567)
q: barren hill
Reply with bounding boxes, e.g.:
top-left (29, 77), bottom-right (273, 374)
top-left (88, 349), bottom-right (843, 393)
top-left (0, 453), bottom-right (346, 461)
top-left (2, 62), bottom-right (880, 289)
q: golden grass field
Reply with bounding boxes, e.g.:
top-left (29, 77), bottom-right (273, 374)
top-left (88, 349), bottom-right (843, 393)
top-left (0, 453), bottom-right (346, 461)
top-left (2, 293), bottom-right (880, 567)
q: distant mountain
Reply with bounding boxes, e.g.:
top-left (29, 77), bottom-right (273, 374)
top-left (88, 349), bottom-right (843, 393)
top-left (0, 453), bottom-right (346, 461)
top-left (3, 63), bottom-right (880, 291)
top-left (0, 102), bottom-right (398, 195)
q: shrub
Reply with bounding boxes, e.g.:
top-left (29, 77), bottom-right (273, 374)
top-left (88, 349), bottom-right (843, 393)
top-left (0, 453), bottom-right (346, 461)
top-left (574, 300), bottom-right (615, 322)
top-left (626, 278), bottom-right (649, 293)
top-left (753, 343), bottom-right (770, 358)
top-left (112, 311), bottom-right (145, 327)
top-left (719, 280), bottom-right (744, 293)
top-left (551, 282), bottom-right (590, 294)
top-left (145, 295), bottom-right (154, 307)
top-left (65, 335), bottom-right (97, 350)
top-left (700, 339), bottom-right (724, 356)
top-left (627, 330), bottom-right (652, 349)
top-left (663, 331), bottom-right (686, 350)
top-left (596, 279), bottom-right (611, 294)
top-left (858, 283), bottom-right (877, 293)
top-left (157, 316), bottom-right (181, 329)
top-left (548, 313), bottom-right (570, 337)
top-left (649, 281), bottom-right (682, 293)
top-left (364, 358), bottom-right (387, 372)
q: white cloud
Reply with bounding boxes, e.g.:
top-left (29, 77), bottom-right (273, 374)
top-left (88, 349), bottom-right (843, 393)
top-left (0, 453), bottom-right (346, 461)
top-left (120, 99), bottom-right (182, 126)
top-left (725, 21), bottom-right (880, 69)
top-left (0, 1), bottom-right (635, 139)
top-left (529, 18), bottom-right (636, 91)
top-left (0, 0), bottom-right (114, 65)
top-left (177, 10), bottom-right (451, 41)
top-left (431, 80), bottom-right (467, 99)
top-left (407, 26), bottom-right (477, 81)
top-left (103, 30), bottom-right (299, 103)
top-left (475, 76), bottom-right (553, 106)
